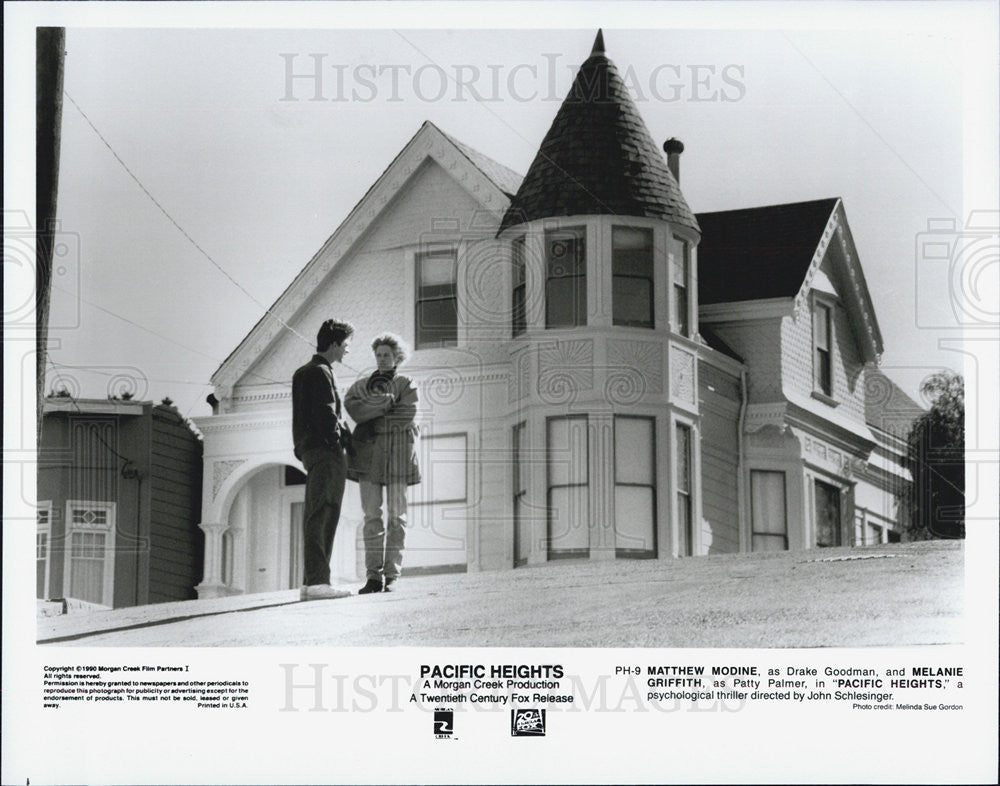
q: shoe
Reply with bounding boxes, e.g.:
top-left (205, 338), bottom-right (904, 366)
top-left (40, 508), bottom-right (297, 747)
top-left (382, 577), bottom-right (397, 592)
top-left (358, 578), bottom-right (383, 595)
top-left (300, 584), bottom-right (351, 600)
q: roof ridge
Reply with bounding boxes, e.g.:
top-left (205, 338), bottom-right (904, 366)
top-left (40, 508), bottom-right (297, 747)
top-left (433, 124), bottom-right (525, 198)
top-left (697, 196), bottom-right (840, 216)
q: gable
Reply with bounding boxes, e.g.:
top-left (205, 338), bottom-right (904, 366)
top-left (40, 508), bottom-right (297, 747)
top-left (792, 201), bottom-right (883, 362)
top-left (211, 122), bottom-right (516, 394)
top-left (238, 160), bottom-right (487, 391)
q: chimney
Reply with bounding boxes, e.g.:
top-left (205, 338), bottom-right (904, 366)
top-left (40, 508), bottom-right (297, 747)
top-left (664, 137), bottom-right (684, 183)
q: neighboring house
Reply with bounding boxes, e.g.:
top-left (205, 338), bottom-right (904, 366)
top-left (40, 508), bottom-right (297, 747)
top-left (191, 32), bottom-right (919, 598)
top-left (38, 397), bottom-right (204, 609)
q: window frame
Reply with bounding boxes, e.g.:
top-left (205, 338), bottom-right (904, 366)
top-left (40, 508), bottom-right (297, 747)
top-left (611, 225), bottom-right (655, 329)
top-left (675, 421), bottom-right (694, 556)
top-left (511, 235), bottom-right (527, 337)
top-left (37, 501), bottom-right (52, 599)
top-left (62, 500), bottom-right (116, 607)
top-left (613, 415), bottom-right (657, 558)
top-left (415, 246), bottom-right (459, 349)
top-left (411, 432), bottom-right (468, 506)
top-left (512, 421), bottom-right (528, 566)
top-left (670, 234), bottom-right (691, 337)
top-left (750, 470), bottom-right (789, 552)
top-left (812, 295), bottom-right (835, 400)
top-left (544, 226), bottom-right (587, 329)
top-left (546, 414), bottom-right (590, 559)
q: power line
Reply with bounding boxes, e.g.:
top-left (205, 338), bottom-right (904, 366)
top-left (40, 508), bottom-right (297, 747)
top-left (63, 90), bottom-right (314, 350)
top-left (49, 281), bottom-right (295, 388)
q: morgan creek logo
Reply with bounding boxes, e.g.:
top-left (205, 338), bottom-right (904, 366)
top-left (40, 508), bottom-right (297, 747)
top-left (511, 708), bottom-right (546, 736)
top-left (433, 708), bottom-right (454, 739)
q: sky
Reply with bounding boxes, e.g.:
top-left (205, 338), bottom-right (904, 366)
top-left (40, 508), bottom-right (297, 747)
top-left (11, 4), bottom-right (998, 421)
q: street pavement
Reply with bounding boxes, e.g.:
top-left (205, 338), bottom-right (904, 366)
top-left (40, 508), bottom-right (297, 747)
top-left (39, 540), bottom-right (963, 648)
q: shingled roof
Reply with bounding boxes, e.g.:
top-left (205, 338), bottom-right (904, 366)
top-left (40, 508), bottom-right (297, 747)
top-left (696, 197), bottom-right (839, 305)
top-left (441, 127), bottom-right (524, 199)
top-left (864, 369), bottom-right (925, 437)
top-left (499, 30), bottom-right (698, 234)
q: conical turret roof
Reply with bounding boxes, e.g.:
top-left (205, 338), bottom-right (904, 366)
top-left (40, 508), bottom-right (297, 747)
top-left (499, 31), bottom-right (698, 234)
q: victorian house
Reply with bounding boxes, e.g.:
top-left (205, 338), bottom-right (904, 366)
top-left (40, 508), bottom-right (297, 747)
top-left (191, 32), bottom-right (916, 598)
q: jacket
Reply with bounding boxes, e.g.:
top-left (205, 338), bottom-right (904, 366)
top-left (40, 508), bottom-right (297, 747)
top-left (292, 354), bottom-right (351, 460)
top-left (344, 371), bottom-right (421, 485)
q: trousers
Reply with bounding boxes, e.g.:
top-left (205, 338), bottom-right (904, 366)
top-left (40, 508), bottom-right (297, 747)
top-left (301, 447), bottom-right (347, 586)
top-left (360, 480), bottom-right (408, 580)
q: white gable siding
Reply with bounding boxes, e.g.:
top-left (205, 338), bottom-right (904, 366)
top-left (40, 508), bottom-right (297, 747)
top-left (237, 245), bottom-right (411, 398)
top-left (780, 257), bottom-right (867, 424)
top-left (355, 158), bottom-right (494, 254)
top-left (234, 158), bottom-right (492, 396)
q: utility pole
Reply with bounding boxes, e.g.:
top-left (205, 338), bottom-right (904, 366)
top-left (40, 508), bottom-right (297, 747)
top-left (36, 27), bottom-right (66, 442)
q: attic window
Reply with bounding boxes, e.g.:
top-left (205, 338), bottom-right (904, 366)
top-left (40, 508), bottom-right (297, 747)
top-left (416, 248), bottom-right (458, 348)
top-left (812, 299), bottom-right (833, 397)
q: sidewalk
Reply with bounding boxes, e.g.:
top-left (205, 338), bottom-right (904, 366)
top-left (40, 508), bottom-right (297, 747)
top-left (39, 540), bottom-right (964, 648)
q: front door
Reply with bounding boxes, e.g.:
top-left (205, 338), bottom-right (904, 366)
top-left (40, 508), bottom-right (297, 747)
top-left (815, 480), bottom-right (842, 547)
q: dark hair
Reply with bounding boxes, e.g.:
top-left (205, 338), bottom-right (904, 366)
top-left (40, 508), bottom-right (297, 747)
top-left (317, 319), bottom-right (354, 352)
top-left (371, 333), bottom-right (409, 366)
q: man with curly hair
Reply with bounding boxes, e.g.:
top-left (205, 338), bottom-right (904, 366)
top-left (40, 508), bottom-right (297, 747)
top-left (345, 333), bottom-right (421, 593)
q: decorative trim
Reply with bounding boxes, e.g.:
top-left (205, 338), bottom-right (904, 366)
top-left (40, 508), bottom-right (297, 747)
top-left (212, 459), bottom-right (247, 499)
top-left (792, 200), bottom-right (882, 361)
top-left (669, 349), bottom-right (695, 404)
top-left (607, 339), bottom-right (663, 395)
top-left (197, 418), bottom-right (292, 436)
top-left (537, 340), bottom-right (594, 404)
top-left (699, 297), bottom-right (794, 324)
top-left (744, 403), bottom-right (788, 433)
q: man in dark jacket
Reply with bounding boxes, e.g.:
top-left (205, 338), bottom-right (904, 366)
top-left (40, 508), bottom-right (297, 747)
top-left (292, 319), bottom-right (354, 601)
top-left (345, 333), bottom-right (421, 594)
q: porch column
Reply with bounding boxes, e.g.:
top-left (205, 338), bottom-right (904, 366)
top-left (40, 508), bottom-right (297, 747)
top-left (195, 521), bottom-right (227, 598)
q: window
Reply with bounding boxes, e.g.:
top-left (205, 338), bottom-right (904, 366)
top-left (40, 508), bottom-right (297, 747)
top-left (545, 227), bottom-right (586, 328)
top-left (671, 236), bottom-right (691, 336)
top-left (37, 503), bottom-right (52, 599)
top-left (416, 248), bottom-right (458, 348)
top-left (512, 422), bottom-right (529, 566)
top-left (512, 236), bottom-right (527, 337)
top-left (63, 502), bottom-right (115, 606)
top-left (751, 471), bottom-right (787, 551)
top-left (414, 434), bottom-right (467, 505)
top-left (547, 416), bottom-right (589, 557)
top-left (614, 417), bottom-right (656, 556)
top-left (814, 480), bottom-right (842, 547)
top-left (612, 227), bottom-right (654, 328)
top-left (813, 301), bottom-right (833, 396)
top-left (675, 423), bottom-right (693, 555)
